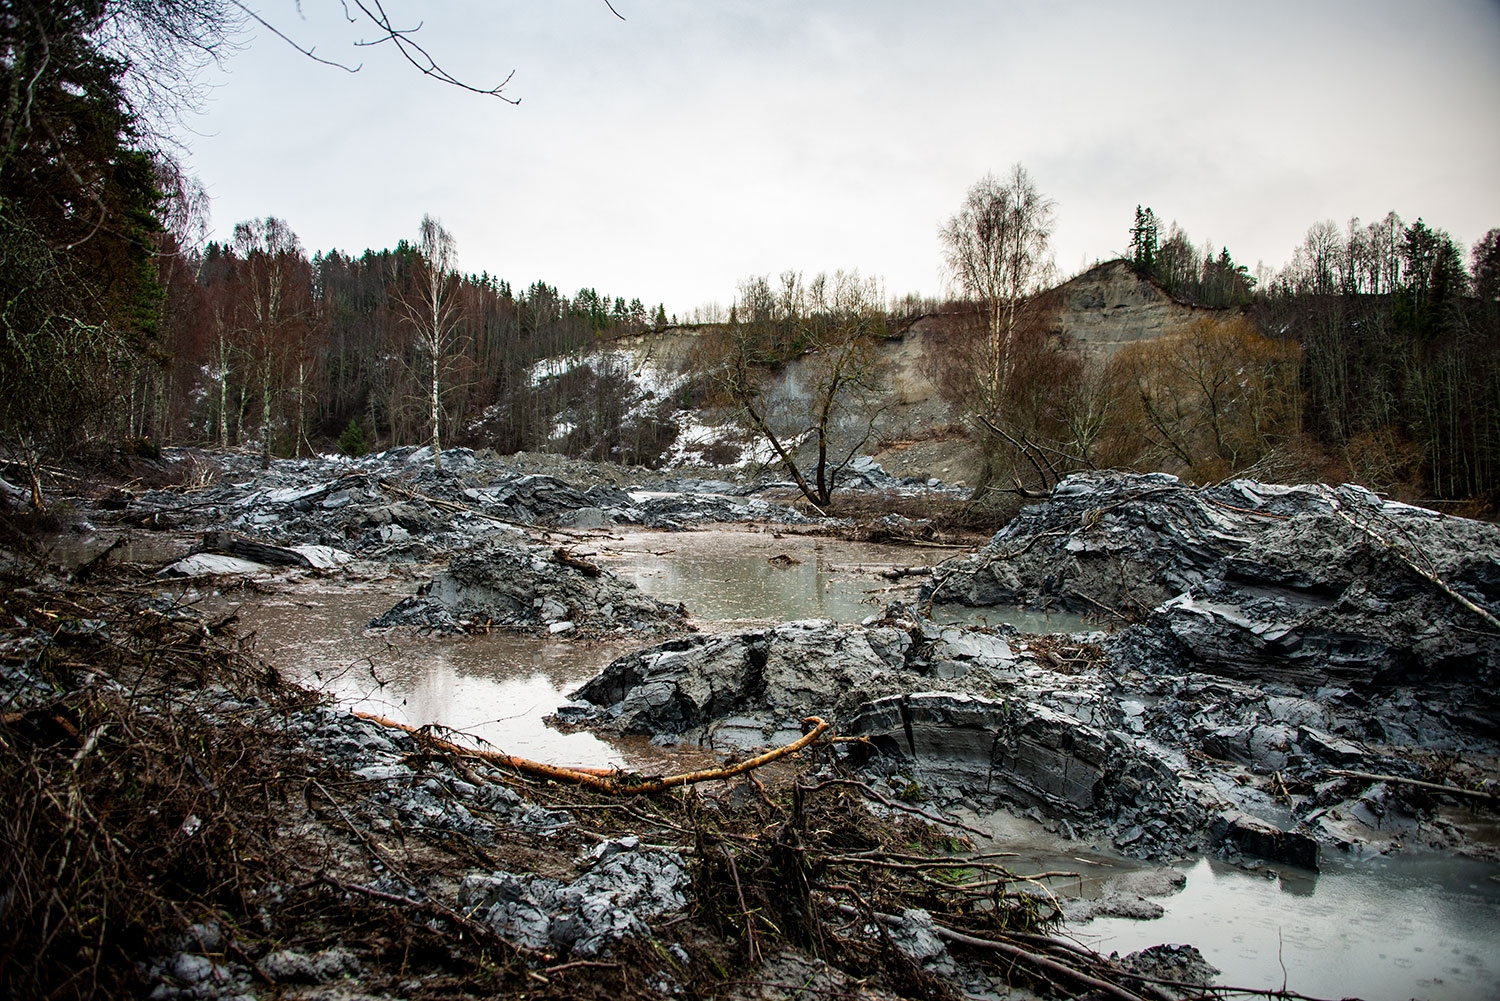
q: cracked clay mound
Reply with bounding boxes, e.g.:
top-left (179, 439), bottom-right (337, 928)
top-left (925, 472), bottom-right (1500, 710)
top-left (371, 538), bottom-right (688, 637)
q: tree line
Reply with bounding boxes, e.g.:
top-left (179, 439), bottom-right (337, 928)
top-left (1258, 216), bottom-right (1500, 500)
top-left (0, 0), bottom-right (668, 493)
top-left (929, 176), bottom-right (1499, 508)
top-left (141, 215), bottom-right (679, 467)
top-left (2, 1), bottom-right (1495, 513)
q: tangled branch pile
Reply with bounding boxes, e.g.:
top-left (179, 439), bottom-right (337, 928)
top-left (0, 564), bottom-right (534, 999)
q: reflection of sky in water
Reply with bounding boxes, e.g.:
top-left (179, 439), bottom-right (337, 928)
top-left (1082, 855), bottom-right (1500, 1001)
top-left (608, 529), bottom-right (1098, 632)
top-left (608, 529), bottom-right (922, 624)
top-left (608, 529), bottom-right (1094, 632)
top-left (224, 588), bottom-right (651, 770)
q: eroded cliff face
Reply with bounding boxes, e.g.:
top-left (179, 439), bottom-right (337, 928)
top-left (1047, 259), bottom-right (1222, 355)
top-left (521, 262), bottom-right (1220, 476)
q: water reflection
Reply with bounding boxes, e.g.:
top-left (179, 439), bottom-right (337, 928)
top-left (605, 529), bottom-right (1098, 632)
top-left (1084, 855), bottom-right (1500, 1000)
top-left (605, 529), bottom-right (898, 625)
top-left (221, 587), bottom-right (661, 771)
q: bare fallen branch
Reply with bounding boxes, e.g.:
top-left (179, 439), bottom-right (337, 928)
top-left (354, 711), bottom-right (831, 794)
top-left (1326, 768), bottom-right (1500, 805)
top-left (1321, 488), bottom-right (1500, 632)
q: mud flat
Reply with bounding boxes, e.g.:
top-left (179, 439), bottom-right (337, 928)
top-left (551, 471), bottom-right (1500, 997)
top-left (18, 451), bottom-right (1500, 998)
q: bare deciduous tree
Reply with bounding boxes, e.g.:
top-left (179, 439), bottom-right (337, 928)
top-left (231, 217), bottom-right (309, 469)
top-left (401, 214), bottom-right (461, 472)
top-left (1110, 315), bottom-right (1300, 480)
top-left (712, 270), bottom-right (888, 509)
top-left (933, 165), bottom-right (1064, 496)
top-left (939, 164), bottom-right (1056, 414)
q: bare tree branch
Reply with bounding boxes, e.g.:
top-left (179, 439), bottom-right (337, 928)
top-left (349, 0), bottom-right (518, 103)
top-left (226, 0), bottom-right (361, 72)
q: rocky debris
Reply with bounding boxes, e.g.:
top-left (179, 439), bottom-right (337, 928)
top-left (127, 692), bottom-right (682, 995)
top-left (907, 472), bottom-right (1500, 860)
top-left (633, 490), bottom-right (827, 531)
top-left (8, 564), bottom-right (1239, 1001)
top-left (1114, 943), bottom-right (1219, 998)
top-left (1211, 811), bottom-right (1320, 870)
top-left (161, 553), bottom-right (272, 578)
top-left (75, 447), bottom-right (860, 572)
top-left (568, 613), bottom-right (1288, 862)
top-left (160, 534), bottom-right (355, 578)
top-left (857, 694), bottom-right (1101, 808)
top-left (927, 472), bottom-right (1500, 703)
top-left (845, 691), bottom-right (1211, 859)
top-left (883, 908), bottom-right (951, 966)
top-left (459, 837), bottom-right (690, 957)
top-left (369, 537), bottom-right (687, 637)
top-left (569, 618), bottom-right (914, 740)
top-left (837, 456), bottom-right (933, 492)
top-left (566, 589), bottom-right (1500, 866)
top-left (256, 947), bottom-right (360, 984)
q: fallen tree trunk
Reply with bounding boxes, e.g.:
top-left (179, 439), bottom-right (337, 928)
top-left (1327, 768), bottom-right (1500, 805)
top-left (352, 711), bottom-right (831, 794)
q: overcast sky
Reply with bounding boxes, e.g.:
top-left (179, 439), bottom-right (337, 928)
top-left (188, 0), bottom-right (1500, 315)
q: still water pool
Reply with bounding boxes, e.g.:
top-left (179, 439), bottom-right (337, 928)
top-left (603, 528), bottom-right (1096, 632)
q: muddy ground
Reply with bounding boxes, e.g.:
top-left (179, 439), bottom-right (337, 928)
top-left (3, 449), bottom-right (1498, 999)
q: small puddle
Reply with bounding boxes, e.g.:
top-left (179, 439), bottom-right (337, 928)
top-left (200, 584), bottom-right (688, 773)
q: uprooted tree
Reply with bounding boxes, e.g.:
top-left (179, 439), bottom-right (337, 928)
top-left (703, 269), bottom-right (888, 509)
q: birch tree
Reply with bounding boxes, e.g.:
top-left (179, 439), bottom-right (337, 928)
top-left (936, 165), bottom-right (1057, 496)
top-left (939, 164), bottom-right (1055, 414)
top-left (231, 217), bottom-right (308, 469)
top-left (402, 214), bottom-right (461, 471)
